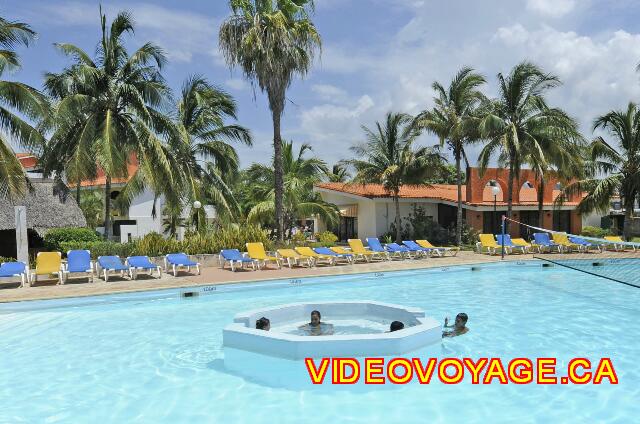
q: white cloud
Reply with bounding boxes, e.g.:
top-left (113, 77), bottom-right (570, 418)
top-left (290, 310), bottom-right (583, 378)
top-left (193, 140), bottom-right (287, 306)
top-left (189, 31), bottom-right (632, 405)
top-left (226, 78), bottom-right (249, 91)
top-left (35, 2), bottom-right (220, 63)
top-left (311, 84), bottom-right (349, 102)
top-left (526, 0), bottom-right (577, 17)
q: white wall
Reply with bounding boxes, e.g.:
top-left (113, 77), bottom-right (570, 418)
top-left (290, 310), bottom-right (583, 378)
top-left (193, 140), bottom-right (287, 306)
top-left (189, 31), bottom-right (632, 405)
top-left (582, 212), bottom-right (604, 228)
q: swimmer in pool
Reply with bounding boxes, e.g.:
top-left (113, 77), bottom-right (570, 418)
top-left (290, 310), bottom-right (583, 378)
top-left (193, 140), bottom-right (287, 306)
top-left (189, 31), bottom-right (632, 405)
top-left (442, 313), bottom-right (469, 338)
top-left (255, 317), bottom-right (270, 331)
top-left (299, 310), bottom-right (334, 336)
top-left (389, 321), bottom-right (404, 332)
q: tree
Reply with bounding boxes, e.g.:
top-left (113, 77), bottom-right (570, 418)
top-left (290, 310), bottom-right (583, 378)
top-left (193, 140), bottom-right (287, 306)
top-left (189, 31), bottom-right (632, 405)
top-left (414, 67), bottom-right (486, 245)
top-left (79, 190), bottom-right (104, 229)
top-left (350, 112), bottom-right (444, 243)
top-left (243, 141), bottom-right (339, 233)
top-left (167, 75), bottom-right (252, 230)
top-left (325, 162), bottom-right (351, 182)
top-left (42, 8), bottom-right (177, 240)
top-left (0, 16), bottom-right (47, 200)
top-left (562, 103), bottom-right (640, 239)
top-left (219, 0), bottom-right (321, 241)
top-left (478, 62), bottom-right (580, 230)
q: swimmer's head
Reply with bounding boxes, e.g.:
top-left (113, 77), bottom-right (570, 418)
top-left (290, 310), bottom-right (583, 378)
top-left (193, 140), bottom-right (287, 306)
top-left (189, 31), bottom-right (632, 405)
top-left (455, 313), bottom-right (468, 328)
top-left (311, 310), bottom-right (321, 326)
top-left (390, 321), bottom-right (404, 332)
top-left (256, 317), bottom-right (270, 331)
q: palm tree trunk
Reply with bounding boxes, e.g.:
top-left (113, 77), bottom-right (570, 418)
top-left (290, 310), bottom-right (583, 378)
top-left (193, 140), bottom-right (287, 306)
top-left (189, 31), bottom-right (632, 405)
top-left (76, 181), bottom-right (81, 205)
top-left (537, 175), bottom-right (544, 228)
top-left (455, 152), bottom-right (463, 246)
top-left (506, 161), bottom-right (514, 233)
top-left (394, 193), bottom-right (402, 243)
top-left (104, 176), bottom-right (112, 240)
top-left (623, 198), bottom-right (634, 240)
top-left (272, 106), bottom-right (285, 242)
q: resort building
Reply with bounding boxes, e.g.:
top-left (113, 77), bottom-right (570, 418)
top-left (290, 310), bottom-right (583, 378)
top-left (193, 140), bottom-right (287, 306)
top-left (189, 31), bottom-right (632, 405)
top-left (0, 154), bottom-right (86, 257)
top-left (315, 167), bottom-right (600, 240)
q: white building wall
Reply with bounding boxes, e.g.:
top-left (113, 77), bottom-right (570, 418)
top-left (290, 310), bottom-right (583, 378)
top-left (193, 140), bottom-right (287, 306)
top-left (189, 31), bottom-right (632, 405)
top-left (582, 212), bottom-right (603, 228)
top-left (373, 200), bottom-right (439, 237)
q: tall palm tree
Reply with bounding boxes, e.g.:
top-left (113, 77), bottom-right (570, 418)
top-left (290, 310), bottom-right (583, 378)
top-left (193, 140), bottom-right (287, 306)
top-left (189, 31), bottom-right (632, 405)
top-left (0, 16), bottom-right (47, 200)
top-left (478, 62), bottom-right (580, 230)
top-left (350, 112), bottom-right (444, 243)
top-left (42, 8), bottom-right (176, 239)
top-left (167, 75), bottom-right (252, 229)
top-left (244, 141), bottom-right (339, 232)
top-left (219, 0), bottom-right (321, 241)
top-left (562, 103), bottom-right (640, 239)
top-left (413, 67), bottom-right (486, 246)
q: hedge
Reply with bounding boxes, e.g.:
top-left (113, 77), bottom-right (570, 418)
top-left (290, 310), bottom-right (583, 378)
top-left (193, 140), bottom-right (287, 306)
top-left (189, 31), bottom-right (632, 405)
top-left (44, 227), bottom-right (101, 251)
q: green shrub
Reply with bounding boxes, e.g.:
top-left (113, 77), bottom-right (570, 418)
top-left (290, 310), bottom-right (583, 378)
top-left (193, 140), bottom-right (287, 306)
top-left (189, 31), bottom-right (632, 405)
top-left (581, 226), bottom-right (612, 238)
top-left (60, 241), bottom-right (134, 259)
top-left (315, 231), bottom-right (338, 247)
top-left (44, 227), bottom-right (101, 251)
top-left (290, 232), bottom-right (307, 245)
top-left (0, 256), bottom-right (16, 263)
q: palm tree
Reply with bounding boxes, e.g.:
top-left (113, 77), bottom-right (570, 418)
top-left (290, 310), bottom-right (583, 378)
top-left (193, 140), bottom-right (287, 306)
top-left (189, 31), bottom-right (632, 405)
top-left (0, 16), bottom-right (47, 200)
top-left (243, 141), bottom-right (339, 233)
top-left (219, 0), bottom-right (321, 241)
top-left (413, 67), bottom-right (486, 245)
top-left (42, 8), bottom-right (176, 240)
top-left (167, 75), bottom-right (252, 229)
top-left (350, 112), bottom-right (445, 243)
top-left (562, 103), bottom-right (640, 239)
top-left (325, 162), bottom-right (350, 182)
top-left (478, 62), bottom-right (580, 230)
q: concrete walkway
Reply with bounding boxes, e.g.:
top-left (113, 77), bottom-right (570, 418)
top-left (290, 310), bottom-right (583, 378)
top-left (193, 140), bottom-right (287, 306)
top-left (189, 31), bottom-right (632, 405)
top-left (0, 250), bottom-right (620, 303)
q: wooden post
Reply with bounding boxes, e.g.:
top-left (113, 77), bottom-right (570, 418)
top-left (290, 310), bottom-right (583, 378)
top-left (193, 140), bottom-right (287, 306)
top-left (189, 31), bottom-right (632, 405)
top-left (15, 206), bottom-right (28, 264)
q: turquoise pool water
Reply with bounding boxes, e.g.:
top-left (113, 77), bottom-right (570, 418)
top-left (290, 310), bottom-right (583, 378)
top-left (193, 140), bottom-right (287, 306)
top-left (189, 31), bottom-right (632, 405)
top-left (1, 261), bottom-right (639, 423)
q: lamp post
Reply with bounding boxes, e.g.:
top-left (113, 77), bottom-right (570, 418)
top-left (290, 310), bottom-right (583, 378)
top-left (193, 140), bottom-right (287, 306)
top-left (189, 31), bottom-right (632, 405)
top-left (193, 200), bottom-right (202, 232)
top-left (492, 185), bottom-right (500, 234)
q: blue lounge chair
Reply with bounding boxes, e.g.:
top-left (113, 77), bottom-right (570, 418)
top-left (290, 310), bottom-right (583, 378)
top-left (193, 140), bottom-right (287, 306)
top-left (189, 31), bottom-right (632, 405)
top-left (568, 236), bottom-right (602, 253)
top-left (385, 243), bottom-right (413, 259)
top-left (313, 247), bottom-right (353, 264)
top-left (127, 256), bottom-right (162, 279)
top-left (63, 250), bottom-right (94, 283)
top-left (533, 233), bottom-right (562, 253)
top-left (165, 253), bottom-right (201, 277)
top-left (97, 256), bottom-right (131, 282)
top-left (220, 249), bottom-right (257, 271)
top-left (0, 261), bottom-right (28, 288)
top-left (496, 235), bottom-right (527, 254)
top-left (366, 238), bottom-right (391, 260)
top-left (402, 240), bottom-right (436, 257)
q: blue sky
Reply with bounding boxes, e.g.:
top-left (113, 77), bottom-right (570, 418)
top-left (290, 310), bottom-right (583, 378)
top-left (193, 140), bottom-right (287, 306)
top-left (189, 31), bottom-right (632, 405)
top-left (7, 0), bottom-right (640, 167)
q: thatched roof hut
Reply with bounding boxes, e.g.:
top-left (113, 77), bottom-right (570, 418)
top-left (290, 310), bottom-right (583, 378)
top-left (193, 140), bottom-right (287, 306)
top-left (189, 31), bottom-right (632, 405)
top-left (0, 179), bottom-right (86, 236)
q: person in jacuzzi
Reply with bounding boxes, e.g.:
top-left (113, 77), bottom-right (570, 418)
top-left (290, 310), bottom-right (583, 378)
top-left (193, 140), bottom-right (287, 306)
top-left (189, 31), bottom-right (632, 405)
top-left (442, 313), bottom-right (469, 337)
top-left (255, 317), bottom-right (270, 331)
top-left (389, 321), bottom-right (404, 332)
top-left (299, 310), bottom-right (334, 336)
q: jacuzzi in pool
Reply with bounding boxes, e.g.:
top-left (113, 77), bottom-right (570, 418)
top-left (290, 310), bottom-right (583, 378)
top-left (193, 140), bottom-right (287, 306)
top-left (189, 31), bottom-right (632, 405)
top-left (222, 301), bottom-right (442, 360)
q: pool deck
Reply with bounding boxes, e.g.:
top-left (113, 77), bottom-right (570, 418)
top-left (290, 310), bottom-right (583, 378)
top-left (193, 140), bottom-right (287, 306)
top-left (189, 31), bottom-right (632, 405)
top-left (0, 251), bottom-right (626, 303)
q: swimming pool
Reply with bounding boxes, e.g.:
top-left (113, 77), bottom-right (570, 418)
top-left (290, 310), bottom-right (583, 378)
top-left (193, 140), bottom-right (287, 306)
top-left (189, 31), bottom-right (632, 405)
top-left (1, 261), bottom-right (638, 423)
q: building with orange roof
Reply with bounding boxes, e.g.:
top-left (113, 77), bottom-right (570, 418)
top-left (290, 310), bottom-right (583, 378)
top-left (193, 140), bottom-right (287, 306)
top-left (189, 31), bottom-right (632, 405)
top-left (314, 167), bottom-right (602, 241)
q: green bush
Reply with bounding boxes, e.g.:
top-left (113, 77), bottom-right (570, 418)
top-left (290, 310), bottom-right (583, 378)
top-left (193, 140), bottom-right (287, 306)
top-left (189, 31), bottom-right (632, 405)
top-left (60, 241), bottom-right (134, 259)
top-left (59, 225), bottom-right (273, 258)
top-left (581, 226), bottom-right (612, 238)
top-left (44, 227), bottom-right (101, 251)
top-left (0, 256), bottom-right (16, 263)
top-left (315, 231), bottom-right (338, 247)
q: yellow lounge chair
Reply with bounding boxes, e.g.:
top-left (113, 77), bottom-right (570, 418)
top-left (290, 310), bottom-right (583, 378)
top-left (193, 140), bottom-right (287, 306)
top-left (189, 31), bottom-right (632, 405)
top-left (348, 239), bottom-right (386, 261)
top-left (246, 242), bottom-right (281, 269)
top-left (512, 238), bottom-right (535, 253)
top-left (330, 246), bottom-right (366, 263)
top-left (604, 236), bottom-right (634, 252)
top-left (277, 249), bottom-right (313, 268)
top-left (30, 251), bottom-right (63, 286)
top-left (552, 233), bottom-right (582, 253)
top-left (477, 234), bottom-right (511, 255)
top-left (295, 247), bottom-right (336, 266)
top-left (416, 240), bottom-right (458, 257)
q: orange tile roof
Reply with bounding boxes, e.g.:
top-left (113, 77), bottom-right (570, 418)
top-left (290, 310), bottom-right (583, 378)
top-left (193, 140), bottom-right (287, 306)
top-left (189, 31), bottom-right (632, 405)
top-left (315, 183), bottom-right (580, 207)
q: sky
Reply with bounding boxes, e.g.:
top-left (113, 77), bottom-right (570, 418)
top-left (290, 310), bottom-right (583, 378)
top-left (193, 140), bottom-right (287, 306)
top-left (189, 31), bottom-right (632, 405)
top-left (7, 0), bottom-right (640, 168)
